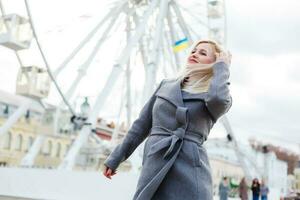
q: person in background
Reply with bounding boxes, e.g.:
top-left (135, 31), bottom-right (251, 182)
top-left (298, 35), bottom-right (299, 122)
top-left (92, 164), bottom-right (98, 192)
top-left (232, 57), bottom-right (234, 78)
top-left (251, 178), bottom-right (260, 200)
top-left (239, 177), bottom-right (248, 200)
top-left (219, 176), bottom-right (230, 200)
top-left (260, 179), bottom-right (269, 200)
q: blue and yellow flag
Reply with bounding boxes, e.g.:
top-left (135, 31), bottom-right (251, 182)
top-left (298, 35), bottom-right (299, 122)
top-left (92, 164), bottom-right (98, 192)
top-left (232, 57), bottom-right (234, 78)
top-left (173, 37), bottom-right (189, 52)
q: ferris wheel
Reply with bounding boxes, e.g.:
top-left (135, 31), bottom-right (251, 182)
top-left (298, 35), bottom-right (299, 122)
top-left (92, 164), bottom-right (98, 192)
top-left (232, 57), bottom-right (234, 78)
top-left (0, 0), bottom-right (229, 170)
top-left (56, 0), bottom-right (228, 170)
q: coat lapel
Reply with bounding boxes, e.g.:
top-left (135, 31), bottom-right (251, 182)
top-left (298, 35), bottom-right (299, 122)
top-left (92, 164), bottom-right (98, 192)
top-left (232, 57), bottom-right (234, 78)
top-left (156, 78), bottom-right (208, 106)
top-left (155, 78), bottom-right (184, 107)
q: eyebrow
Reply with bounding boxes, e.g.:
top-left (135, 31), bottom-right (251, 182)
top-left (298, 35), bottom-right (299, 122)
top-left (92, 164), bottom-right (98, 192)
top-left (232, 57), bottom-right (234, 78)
top-left (193, 48), bottom-right (207, 52)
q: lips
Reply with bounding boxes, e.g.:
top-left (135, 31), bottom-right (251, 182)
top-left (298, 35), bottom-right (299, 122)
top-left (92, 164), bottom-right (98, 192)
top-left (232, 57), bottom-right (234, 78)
top-left (188, 57), bottom-right (198, 63)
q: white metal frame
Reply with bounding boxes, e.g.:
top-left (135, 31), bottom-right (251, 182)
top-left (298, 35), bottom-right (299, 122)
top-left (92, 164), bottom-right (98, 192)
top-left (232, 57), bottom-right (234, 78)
top-left (0, 0), bottom-right (229, 172)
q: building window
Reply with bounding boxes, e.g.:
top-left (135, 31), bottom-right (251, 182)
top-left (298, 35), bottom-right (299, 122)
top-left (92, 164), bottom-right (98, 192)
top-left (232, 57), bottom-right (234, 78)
top-left (3, 132), bottom-right (12, 149)
top-left (15, 134), bottom-right (23, 151)
top-left (56, 143), bottom-right (61, 158)
top-left (47, 141), bottom-right (52, 156)
top-left (25, 110), bottom-right (31, 123)
top-left (3, 104), bottom-right (9, 117)
top-left (43, 140), bottom-right (52, 156)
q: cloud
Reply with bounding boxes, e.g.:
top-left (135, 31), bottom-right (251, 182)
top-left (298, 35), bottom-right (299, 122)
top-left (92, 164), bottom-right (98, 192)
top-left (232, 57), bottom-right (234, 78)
top-left (217, 0), bottom-right (300, 148)
top-left (227, 0), bottom-right (300, 55)
top-left (227, 52), bottom-right (300, 146)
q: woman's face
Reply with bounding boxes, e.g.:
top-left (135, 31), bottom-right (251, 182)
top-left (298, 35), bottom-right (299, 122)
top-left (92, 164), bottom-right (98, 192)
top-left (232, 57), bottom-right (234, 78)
top-left (187, 42), bottom-right (216, 64)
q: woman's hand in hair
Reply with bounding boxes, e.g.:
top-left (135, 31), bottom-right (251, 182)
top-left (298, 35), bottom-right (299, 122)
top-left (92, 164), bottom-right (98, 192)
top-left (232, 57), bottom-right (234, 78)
top-left (215, 50), bottom-right (232, 66)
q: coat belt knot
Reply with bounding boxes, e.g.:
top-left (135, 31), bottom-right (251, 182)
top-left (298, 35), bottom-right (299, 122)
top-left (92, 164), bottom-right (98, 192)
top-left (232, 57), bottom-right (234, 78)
top-left (148, 127), bottom-right (186, 160)
top-left (147, 106), bottom-right (189, 160)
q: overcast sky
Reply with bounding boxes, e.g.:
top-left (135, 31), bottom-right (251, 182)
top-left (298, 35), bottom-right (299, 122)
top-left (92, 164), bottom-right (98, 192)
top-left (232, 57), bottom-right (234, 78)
top-left (225, 0), bottom-right (300, 151)
top-left (0, 0), bottom-right (299, 152)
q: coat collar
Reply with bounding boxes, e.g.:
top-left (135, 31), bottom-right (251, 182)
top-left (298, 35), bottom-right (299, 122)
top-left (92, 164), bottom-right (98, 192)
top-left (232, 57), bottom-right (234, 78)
top-left (181, 89), bottom-right (207, 100)
top-left (156, 78), bottom-right (184, 107)
top-left (156, 78), bottom-right (206, 107)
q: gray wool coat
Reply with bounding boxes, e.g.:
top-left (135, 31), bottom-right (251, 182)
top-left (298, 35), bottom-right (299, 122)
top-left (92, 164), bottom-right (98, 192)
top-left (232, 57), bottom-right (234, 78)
top-left (104, 61), bottom-right (232, 200)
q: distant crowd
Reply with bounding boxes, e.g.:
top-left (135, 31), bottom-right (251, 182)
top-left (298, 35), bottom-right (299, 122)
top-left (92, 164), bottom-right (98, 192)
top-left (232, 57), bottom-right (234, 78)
top-left (218, 177), bottom-right (269, 200)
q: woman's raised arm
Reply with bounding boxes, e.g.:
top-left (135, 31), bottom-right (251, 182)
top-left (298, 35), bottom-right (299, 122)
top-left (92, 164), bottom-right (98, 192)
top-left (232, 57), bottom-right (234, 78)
top-left (204, 52), bottom-right (232, 122)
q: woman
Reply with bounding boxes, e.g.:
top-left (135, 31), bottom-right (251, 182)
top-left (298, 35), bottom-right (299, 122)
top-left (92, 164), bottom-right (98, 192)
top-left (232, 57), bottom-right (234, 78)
top-left (103, 39), bottom-right (232, 200)
top-left (260, 179), bottom-right (269, 200)
top-left (251, 178), bottom-right (260, 200)
top-left (239, 177), bottom-right (248, 200)
top-left (219, 177), bottom-right (230, 200)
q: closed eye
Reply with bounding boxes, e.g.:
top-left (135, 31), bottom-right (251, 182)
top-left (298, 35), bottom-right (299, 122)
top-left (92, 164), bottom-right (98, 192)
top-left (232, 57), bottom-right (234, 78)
top-left (192, 49), bottom-right (207, 56)
top-left (199, 49), bottom-right (207, 56)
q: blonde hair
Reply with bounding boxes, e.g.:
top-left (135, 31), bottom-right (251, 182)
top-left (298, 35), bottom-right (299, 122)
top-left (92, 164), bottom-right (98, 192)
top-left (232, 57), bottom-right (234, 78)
top-left (195, 39), bottom-right (223, 54)
top-left (177, 39), bottom-right (224, 93)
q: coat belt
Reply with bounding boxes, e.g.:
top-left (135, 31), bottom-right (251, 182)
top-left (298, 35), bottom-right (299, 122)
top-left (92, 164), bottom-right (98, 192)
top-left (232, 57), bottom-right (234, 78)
top-left (148, 126), bottom-right (205, 159)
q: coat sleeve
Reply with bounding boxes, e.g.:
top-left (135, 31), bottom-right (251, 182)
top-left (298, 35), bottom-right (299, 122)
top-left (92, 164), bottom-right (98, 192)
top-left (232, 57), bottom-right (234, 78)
top-left (204, 61), bottom-right (232, 122)
top-left (103, 79), bottom-right (165, 171)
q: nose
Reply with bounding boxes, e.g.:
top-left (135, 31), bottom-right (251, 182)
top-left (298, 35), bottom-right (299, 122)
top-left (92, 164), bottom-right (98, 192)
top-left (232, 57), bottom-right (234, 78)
top-left (191, 52), bottom-right (199, 59)
top-left (191, 50), bottom-right (199, 58)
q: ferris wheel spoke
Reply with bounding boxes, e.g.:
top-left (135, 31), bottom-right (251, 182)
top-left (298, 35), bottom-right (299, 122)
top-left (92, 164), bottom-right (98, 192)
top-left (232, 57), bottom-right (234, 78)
top-left (52, 10), bottom-right (123, 135)
top-left (162, 29), bottom-right (177, 75)
top-left (176, 3), bottom-right (209, 29)
top-left (142, 0), bottom-right (169, 102)
top-left (185, 23), bottom-right (203, 40)
top-left (53, 0), bottom-right (128, 77)
top-left (116, 0), bottom-right (159, 66)
top-left (170, 1), bottom-right (193, 44)
top-left (23, 0), bottom-right (77, 116)
top-left (110, 75), bottom-right (127, 146)
top-left (219, 115), bottom-right (263, 181)
top-left (60, 0), bottom-right (161, 170)
top-left (166, 10), bottom-right (181, 71)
